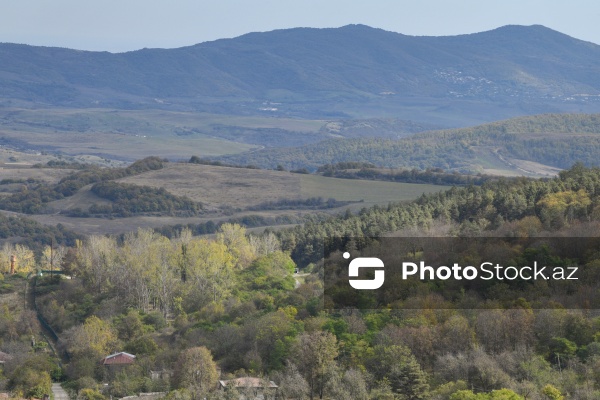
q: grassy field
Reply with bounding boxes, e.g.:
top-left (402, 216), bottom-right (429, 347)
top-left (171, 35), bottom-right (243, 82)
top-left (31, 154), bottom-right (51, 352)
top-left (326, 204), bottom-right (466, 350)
top-left (0, 166), bottom-right (75, 184)
top-left (299, 174), bottom-right (448, 208)
top-left (23, 163), bottom-right (451, 236)
top-left (119, 163), bottom-right (450, 211)
top-left (470, 146), bottom-right (560, 177)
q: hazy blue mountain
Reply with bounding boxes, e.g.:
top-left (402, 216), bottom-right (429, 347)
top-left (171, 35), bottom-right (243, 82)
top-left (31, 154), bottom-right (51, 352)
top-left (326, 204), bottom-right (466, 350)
top-left (2, 25), bottom-right (600, 125)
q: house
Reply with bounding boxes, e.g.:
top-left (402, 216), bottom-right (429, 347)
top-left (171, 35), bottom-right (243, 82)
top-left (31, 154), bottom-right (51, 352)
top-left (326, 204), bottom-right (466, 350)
top-left (100, 352), bottom-right (136, 380)
top-left (100, 351), bottom-right (136, 366)
top-left (219, 377), bottom-right (278, 400)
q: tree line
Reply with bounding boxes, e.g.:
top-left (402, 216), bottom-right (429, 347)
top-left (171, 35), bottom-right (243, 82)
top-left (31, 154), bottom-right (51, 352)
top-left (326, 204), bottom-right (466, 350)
top-left (317, 163), bottom-right (494, 185)
top-left (0, 156), bottom-right (166, 214)
top-left (73, 181), bottom-right (201, 217)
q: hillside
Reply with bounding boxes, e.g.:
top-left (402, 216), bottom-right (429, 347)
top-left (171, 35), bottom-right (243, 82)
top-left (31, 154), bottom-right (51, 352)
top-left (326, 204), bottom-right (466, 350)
top-left (3, 25), bottom-right (600, 125)
top-left (218, 113), bottom-right (600, 174)
top-left (7, 164), bottom-right (600, 400)
top-left (0, 161), bottom-right (449, 236)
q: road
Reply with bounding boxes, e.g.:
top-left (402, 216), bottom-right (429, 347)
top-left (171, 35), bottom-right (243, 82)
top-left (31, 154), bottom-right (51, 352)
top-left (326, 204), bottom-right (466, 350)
top-left (52, 383), bottom-right (69, 400)
top-left (294, 273), bottom-right (309, 289)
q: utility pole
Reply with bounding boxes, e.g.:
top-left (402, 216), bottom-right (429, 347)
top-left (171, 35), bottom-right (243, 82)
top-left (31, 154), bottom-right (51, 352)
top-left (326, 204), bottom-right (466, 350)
top-left (50, 239), bottom-right (53, 279)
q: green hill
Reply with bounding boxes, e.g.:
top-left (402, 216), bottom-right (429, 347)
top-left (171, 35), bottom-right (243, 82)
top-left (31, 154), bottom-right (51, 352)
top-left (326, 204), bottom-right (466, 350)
top-left (217, 113), bottom-right (600, 174)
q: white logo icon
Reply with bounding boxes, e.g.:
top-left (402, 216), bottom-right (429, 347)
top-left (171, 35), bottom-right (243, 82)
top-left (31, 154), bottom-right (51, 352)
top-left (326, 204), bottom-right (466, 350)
top-left (345, 252), bottom-right (385, 290)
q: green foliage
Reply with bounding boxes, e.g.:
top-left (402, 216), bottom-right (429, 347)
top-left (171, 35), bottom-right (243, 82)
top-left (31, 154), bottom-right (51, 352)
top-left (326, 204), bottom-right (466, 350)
top-left (548, 337), bottom-right (578, 358)
top-left (80, 388), bottom-right (107, 400)
top-left (220, 114), bottom-right (600, 171)
top-left (172, 346), bottom-right (219, 391)
top-left (0, 213), bottom-right (81, 251)
top-left (318, 164), bottom-right (492, 186)
top-left (541, 385), bottom-right (564, 400)
top-left (280, 164), bottom-right (600, 268)
top-left (8, 363), bottom-right (53, 398)
top-left (450, 389), bottom-right (523, 400)
top-left (368, 344), bottom-right (429, 399)
top-left (125, 335), bottom-right (159, 355)
top-left (22, 165), bottom-right (600, 400)
top-left (68, 315), bottom-right (120, 359)
top-left (242, 251), bottom-right (296, 292)
top-left (88, 181), bottom-right (201, 217)
top-left (143, 311), bottom-right (168, 330)
top-left (0, 156), bottom-right (164, 214)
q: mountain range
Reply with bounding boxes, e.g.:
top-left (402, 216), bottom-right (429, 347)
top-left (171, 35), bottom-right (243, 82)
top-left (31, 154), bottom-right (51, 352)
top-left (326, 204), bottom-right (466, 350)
top-left (2, 24), bottom-right (600, 125)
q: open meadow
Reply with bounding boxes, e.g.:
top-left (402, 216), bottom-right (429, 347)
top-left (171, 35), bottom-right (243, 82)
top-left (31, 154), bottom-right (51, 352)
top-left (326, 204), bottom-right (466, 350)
top-left (6, 162), bottom-right (451, 236)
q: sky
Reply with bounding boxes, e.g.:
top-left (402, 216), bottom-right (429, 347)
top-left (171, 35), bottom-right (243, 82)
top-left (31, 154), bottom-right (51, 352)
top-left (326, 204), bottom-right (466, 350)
top-left (1, 0), bottom-right (599, 53)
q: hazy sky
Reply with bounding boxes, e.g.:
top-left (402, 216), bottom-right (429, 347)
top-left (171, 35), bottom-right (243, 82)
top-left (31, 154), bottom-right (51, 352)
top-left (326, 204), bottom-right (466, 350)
top-left (1, 0), bottom-right (599, 52)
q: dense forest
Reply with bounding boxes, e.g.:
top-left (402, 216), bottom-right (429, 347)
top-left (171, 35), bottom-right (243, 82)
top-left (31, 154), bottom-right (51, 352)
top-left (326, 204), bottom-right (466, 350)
top-left (278, 163), bottom-right (600, 268)
top-left (2, 164), bottom-right (600, 399)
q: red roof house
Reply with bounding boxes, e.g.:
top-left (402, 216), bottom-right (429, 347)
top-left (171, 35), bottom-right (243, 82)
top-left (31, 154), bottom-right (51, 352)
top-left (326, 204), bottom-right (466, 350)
top-left (100, 352), bottom-right (136, 366)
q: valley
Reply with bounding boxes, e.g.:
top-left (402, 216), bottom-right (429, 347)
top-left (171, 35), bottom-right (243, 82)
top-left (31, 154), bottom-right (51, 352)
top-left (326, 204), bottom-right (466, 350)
top-left (3, 21), bottom-right (600, 400)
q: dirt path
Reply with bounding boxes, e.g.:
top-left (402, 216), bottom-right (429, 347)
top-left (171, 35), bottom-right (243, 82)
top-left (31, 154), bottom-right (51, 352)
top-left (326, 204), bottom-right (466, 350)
top-left (294, 273), bottom-right (310, 288)
top-left (52, 383), bottom-right (69, 400)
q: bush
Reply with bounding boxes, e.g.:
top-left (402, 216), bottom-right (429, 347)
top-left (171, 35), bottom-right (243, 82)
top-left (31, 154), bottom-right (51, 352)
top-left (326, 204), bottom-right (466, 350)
top-left (143, 311), bottom-right (167, 330)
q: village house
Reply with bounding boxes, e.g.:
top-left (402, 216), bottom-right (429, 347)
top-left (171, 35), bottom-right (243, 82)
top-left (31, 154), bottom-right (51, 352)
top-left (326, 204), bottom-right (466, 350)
top-left (100, 351), bottom-right (136, 380)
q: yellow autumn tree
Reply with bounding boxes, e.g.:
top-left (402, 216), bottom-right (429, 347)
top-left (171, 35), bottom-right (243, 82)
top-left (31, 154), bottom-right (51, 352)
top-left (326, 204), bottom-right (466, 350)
top-left (184, 238), bottom-right (235, 306)
top-left (537, 189), bottom-right (591, 229)
top-left (0, 243), bottom-right (35, 274)
top-left (173, 346), bottom-right (219, 393)
top-left (217, 223), bottom-right (255, 269)
top-left (68, 316), bottom-right (119, 359)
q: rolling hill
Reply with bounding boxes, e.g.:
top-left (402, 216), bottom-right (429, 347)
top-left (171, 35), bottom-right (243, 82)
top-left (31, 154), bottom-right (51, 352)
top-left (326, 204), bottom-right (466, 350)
top-left (216, 113), bottom-right (600, 175)
top-left (0, 162), bottom-right (449, 236)
top-left (3, 25), bottom-right (600, 125)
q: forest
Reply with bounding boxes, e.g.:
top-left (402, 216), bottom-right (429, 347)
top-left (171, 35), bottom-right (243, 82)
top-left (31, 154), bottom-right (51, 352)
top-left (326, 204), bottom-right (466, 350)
top-left (2, 164), bottom-right (600, 399)
top-left (218, 114), bottom-right (600, 172)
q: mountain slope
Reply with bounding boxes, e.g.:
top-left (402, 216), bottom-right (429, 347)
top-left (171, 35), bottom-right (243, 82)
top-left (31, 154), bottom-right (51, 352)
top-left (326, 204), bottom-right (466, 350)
top-left (2, 25), bottom-right (600, 123)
